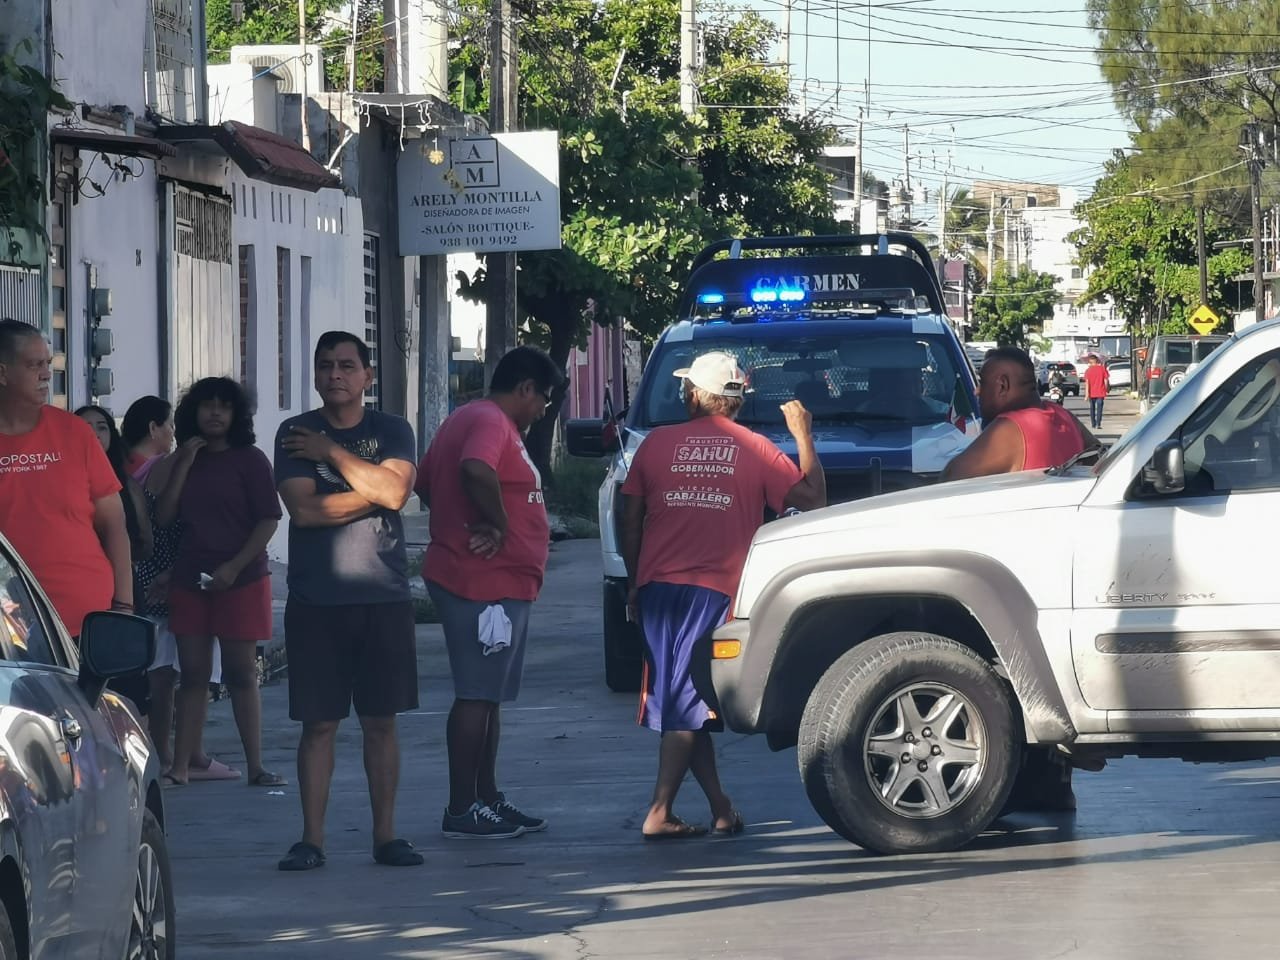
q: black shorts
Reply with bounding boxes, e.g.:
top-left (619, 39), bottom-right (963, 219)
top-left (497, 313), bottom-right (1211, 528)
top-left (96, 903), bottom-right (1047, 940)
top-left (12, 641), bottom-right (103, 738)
top-left (285, 598), bottom-right (419, 722)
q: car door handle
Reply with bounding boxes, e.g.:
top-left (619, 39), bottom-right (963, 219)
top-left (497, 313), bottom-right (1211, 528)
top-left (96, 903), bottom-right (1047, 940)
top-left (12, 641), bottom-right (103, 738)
top-left (59, 714), bottom-right (82, 745)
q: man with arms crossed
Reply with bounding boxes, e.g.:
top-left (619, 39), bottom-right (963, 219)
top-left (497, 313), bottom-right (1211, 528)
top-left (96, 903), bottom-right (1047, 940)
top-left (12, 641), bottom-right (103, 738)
top-left (275, 331), bottom-right (422, 870)
top-left (0, 318), bottom-right (133, 633)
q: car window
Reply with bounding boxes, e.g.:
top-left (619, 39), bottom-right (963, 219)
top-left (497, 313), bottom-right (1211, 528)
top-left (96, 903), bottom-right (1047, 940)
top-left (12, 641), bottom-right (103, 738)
top-left (640, 333), bottom-right (964, 428)
top-left (1164, 341), bottom-right (1194, 365)
top-left (0, 555), bottom-right (59, 667)
top-left (1179, 351), bottom-right (1280, 494)
top-left (1196, 340), bottom-right (1224, 362)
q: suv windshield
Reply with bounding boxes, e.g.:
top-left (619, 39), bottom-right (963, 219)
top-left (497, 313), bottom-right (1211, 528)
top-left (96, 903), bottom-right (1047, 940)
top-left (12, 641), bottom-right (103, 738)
top-left (641, 333), bottom-right (963, 428)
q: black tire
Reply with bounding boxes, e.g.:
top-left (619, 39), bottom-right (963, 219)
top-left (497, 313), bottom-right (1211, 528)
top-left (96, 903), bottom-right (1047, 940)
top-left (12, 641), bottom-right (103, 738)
top-left (603, 581), bottom-right (643, 693)
top-left (1069, 386), bottom-right (1080, 396)
top-left (0, 900), bottom-right (16, 960)
top-left (129, 809), bottom-right (176, 960)
top-left (797, 631), bottom-right (1019, 855)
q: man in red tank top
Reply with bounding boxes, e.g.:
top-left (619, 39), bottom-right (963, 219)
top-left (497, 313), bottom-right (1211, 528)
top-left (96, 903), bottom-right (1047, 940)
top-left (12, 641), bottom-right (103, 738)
top-left (941, 346), bottom-right (1098, 812)
top-left (943, 347), bottom-right (1096, 481)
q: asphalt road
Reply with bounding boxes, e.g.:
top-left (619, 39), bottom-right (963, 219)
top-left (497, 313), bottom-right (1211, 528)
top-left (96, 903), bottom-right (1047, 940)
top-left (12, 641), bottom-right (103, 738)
top-left (168, 398), bottom-right (1280, 959)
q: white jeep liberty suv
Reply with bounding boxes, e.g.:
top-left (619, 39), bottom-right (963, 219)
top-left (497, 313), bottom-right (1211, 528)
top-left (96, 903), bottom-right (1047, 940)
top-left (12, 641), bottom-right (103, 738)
top-left (711, 318), bottom-right (1280, 854)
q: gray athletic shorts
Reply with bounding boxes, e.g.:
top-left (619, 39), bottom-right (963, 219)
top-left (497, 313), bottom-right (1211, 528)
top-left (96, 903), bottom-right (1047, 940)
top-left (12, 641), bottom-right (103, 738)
top-left (426, 581), bottom-right (531, 703)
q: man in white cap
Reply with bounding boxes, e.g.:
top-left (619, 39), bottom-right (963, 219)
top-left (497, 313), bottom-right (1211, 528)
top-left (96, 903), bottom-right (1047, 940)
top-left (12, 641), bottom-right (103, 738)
top-left (619, 350), bottom-right (825, 840)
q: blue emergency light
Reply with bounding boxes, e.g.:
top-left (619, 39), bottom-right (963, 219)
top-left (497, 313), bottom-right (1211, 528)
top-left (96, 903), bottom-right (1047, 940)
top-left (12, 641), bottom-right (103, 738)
top-left (697, 292), bottom-right (725, 305)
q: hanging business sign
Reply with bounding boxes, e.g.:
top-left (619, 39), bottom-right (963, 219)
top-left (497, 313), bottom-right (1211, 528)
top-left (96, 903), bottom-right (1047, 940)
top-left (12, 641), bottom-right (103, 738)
top-left (397, 130), bottom-right (562, 256)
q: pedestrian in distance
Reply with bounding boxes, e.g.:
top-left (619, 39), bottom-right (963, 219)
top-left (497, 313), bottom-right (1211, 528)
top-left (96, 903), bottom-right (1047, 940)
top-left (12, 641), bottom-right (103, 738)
top-left (942, 346), bottom-right (1100, 812)
top-left (1083, 355), bottom-right (1110, 429)
top-left (0, 319), bottom-right (134, 636)
top-left (152, 377), bottom-right (285, 789)
top-left (275, 331), bottom-right (423, 871)
top-left (620, 351), bottom-right (826, 840)
top-left (416, 345), bottom-right (564, 840)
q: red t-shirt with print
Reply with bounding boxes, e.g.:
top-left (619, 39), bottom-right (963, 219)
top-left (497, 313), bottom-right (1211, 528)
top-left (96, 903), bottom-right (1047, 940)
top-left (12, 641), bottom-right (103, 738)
top-left (621, 415), bottom-right (802, 600)
top-left (417, 399), bottom-right (550, 602)
top-left (0, 406), bottom-right (122, 635)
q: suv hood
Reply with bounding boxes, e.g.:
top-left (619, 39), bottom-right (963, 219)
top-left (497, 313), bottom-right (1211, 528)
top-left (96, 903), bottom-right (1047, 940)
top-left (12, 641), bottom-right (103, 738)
top-left (723, 421), bottom-right (973, 474)
top-left (754, 466), bottom-right (1096, 545)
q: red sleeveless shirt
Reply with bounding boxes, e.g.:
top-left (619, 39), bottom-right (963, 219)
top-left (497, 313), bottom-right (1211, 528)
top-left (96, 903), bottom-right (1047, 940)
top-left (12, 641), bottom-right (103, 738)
top-left (997, 403), bottom-right (1085, 470)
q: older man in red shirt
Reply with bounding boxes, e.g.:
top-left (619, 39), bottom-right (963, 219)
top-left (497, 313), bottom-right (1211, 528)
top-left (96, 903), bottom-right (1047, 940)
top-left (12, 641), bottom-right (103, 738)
top-left (0, 319), bottom-right (133, 634)
top-left (621, 351), bottom-right (826, 840)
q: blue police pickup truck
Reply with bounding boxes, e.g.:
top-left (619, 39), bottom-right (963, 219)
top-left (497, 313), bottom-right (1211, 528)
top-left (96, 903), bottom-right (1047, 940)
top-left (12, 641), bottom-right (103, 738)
top-left (566, 233), bottom-right (981, 691)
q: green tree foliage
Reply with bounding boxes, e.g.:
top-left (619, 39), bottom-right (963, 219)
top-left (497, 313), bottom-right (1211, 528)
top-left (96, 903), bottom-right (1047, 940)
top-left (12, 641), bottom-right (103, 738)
top-left (1087, 0), bottom-right (1280, 206)
top-left (972, 265), bottom-right (1059, 348)
top-left (1069, 153), bottom-right (1250, 335)
top-left (451, 0), bottom-right (841, 469)
top-left (940, 185), bottom-right (992, 281)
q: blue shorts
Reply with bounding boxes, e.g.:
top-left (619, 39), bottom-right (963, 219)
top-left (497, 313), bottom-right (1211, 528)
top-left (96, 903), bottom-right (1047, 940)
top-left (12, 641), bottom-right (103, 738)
top-left (637, 582), bottom-right (731, 733)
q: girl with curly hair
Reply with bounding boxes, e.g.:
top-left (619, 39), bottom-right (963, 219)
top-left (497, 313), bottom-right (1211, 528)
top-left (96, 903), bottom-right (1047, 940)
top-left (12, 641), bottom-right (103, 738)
top-left (149, 377), bottom-right (285, 787)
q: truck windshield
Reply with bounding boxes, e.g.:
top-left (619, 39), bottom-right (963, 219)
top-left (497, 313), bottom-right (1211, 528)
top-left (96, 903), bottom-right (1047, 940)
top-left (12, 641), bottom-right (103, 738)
top-left (640, 333), bottom-right (966, 428)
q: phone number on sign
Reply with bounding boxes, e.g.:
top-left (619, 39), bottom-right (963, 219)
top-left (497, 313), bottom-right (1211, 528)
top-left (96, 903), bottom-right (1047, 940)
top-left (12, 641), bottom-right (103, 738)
top-left (430, 234), bottom-right (523, 249)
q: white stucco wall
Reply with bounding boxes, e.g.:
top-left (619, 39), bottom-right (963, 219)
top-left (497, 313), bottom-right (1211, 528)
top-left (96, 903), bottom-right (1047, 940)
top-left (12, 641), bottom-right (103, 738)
top-left (64, 163), bottom-right (164, 413)
top-left (230, 172), bottom-right (364, 559)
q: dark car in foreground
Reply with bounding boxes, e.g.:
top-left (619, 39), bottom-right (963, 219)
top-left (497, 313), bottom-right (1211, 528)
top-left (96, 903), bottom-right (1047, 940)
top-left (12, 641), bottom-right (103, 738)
top-left (567, 233), bottom-right (980, 690)
top-left (0, 534), bottom-right (170, 959)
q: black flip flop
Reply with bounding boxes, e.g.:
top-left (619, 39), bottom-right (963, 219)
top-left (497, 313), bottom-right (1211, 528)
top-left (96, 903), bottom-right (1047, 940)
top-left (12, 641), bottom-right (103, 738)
top-left (373, 838), bottom-right (424, 867)
top-left (278, 841), bottom-right (326, 872)
top-left (711, 810), bottom-right (745, 837)
top-left (642, 820), bottom-right (708, 842)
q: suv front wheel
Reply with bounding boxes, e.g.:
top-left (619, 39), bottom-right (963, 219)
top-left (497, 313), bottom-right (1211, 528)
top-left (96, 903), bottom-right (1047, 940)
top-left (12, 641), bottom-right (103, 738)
top-left (797, 631), bottom-right (1019, 854)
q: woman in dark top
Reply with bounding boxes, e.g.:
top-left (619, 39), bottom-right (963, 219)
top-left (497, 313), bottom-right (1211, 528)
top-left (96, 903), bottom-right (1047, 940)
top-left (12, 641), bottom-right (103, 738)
top-left (75, 405), bottom-right (154, 714)
top-left (150, 378), bottom-right (285, 787)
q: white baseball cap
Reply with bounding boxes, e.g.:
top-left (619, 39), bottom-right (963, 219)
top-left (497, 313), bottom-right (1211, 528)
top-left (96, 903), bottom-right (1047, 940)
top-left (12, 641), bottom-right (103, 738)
top-left (673, 351), bottom-right (746, 398)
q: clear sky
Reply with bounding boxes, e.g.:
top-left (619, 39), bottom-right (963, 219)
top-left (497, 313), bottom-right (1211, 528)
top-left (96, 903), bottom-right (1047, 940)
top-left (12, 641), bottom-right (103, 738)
top-left (746, 0), bottom-right (1135, 203)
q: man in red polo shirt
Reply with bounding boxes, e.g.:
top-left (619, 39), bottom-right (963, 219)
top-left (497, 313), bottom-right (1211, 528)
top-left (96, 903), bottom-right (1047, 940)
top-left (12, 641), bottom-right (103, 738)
top-left (1082, 355), bottom-right (1111, 430)
top-left (417, 346), bottom-right (565, 840)
top-left (0, 319), bottom-right (133, 635)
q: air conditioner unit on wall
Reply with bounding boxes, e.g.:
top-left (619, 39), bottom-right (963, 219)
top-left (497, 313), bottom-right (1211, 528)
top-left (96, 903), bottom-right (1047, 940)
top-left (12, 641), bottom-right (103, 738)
top-left (230, 45), bottom-right (324, 95)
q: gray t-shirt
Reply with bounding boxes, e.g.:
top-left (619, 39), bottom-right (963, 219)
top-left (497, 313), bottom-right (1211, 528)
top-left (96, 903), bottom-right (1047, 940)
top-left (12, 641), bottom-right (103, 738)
top-left (274, 409), bottom-right (417, 606)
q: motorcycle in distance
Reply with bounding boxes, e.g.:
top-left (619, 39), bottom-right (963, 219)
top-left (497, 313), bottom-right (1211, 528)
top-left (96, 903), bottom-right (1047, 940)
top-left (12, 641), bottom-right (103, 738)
top-left (1047, 375), bottom-right (1066, 405)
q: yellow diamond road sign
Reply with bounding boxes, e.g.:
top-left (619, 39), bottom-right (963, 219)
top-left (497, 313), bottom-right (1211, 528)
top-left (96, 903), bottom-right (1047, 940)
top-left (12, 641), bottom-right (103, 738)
top-left (1188, 304), bottom-right (1221, 336)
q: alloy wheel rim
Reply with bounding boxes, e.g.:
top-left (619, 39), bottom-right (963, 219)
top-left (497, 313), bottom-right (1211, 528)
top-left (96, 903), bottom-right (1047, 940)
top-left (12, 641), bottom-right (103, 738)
top-left (862, 682), bottom-right (987, 820)
top-left (128, 842), bottom-right (167, 960)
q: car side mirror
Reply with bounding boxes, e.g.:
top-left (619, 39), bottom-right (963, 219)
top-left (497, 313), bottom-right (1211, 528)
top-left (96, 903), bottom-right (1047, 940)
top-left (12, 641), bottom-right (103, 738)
top-left (77, 612), bottom-right (155, 705)
top-left (565, 418), bottom-right (620, 458)
top-left (1141, 438), bottom-right (1186, 496)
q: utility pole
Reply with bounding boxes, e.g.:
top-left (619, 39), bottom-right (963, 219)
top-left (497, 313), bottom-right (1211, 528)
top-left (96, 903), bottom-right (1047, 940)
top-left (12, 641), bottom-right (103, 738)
top-left (901, 125), bottom-right (911, 229)
top-left (680, 0), bottom-right (697, 115)
top-left (298, 0), bottom-right (310, 152)
top-left (1242, 122), bottom-right (1268, 324)
top-left (985, 191), bottom-right (995, 280)
top-left (937, 162), bottom-right (948, 292)
top-left (485, 0), bottom-right (519, 385)
top-left (852, 108), bottom-right (863, 233)
top-left (348, 0), bottom-right (360, 92)
top-left (781, 0), bottom-right (791, 81)
top-left (1196, 204), bottom-right (1208, 306)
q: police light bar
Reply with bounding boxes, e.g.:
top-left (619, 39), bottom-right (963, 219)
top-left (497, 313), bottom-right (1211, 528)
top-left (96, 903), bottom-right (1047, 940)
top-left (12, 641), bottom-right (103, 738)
top-left (697, 292), bottom-right (725, 305)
